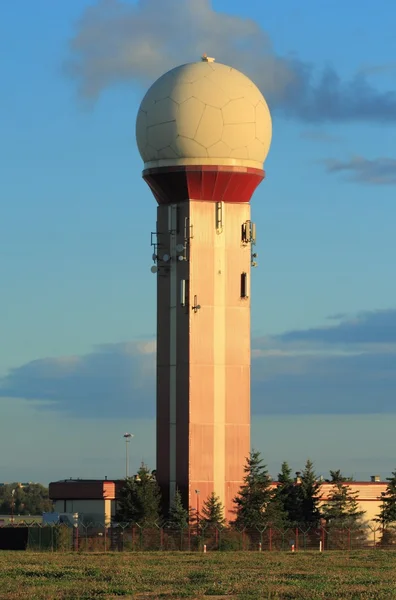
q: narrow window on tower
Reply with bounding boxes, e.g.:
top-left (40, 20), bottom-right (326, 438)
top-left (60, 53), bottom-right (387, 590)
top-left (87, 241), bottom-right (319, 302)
top-left (180, 279), bottom-right (189, 309)
top-left (180, 279), bottom-right (186, 307)
top-left (241, 222), bottom-right (247, 243)
top-left (240, 272), bottom-right (248, 298)
top-left (215, 202), bottom-right (223, 233)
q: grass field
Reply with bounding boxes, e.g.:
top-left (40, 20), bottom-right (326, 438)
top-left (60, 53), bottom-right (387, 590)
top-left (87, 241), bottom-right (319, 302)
top-left (0, 551), bottom-right (395, 599)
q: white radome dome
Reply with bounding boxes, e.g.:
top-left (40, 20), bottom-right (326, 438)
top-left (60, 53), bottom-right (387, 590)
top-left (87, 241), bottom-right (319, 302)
top-left (136, 60), bottom-right (272, 170)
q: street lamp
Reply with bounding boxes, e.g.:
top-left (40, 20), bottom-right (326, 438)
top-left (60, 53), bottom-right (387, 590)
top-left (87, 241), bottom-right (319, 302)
top-left (123, 433), bottom-right (134, 478)
top-left (11, 489), bottom-right (15, 524)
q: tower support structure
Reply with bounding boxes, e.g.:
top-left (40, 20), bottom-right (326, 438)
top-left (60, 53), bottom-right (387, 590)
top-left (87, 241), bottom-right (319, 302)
top-left (146, 165), bottom-right (263, 519)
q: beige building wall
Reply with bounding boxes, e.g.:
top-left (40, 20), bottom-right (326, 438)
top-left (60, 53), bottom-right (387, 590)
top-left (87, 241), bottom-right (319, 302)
top-left (270, 480), bottom-right (387, 543)
top-left (318, 482), bottom-right (386, 526)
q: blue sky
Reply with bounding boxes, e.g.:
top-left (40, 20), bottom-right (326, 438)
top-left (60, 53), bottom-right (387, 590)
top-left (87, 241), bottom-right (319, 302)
top-left (1, 0), bottom-right (395, 485)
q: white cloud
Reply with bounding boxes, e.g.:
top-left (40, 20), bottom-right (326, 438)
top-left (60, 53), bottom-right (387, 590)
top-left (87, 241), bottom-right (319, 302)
top-left (1, 309), bottom-right (395, 418)
top-left (65, 0), bottom-right (396, 123)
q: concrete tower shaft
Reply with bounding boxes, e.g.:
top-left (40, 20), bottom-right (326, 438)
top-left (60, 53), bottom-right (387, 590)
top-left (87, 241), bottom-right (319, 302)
top-left (148, 168), bottom-right (262, 520)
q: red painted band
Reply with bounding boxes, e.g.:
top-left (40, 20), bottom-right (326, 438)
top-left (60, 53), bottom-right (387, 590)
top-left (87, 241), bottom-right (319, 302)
top-left (142, 165), bottom-right (265, 204)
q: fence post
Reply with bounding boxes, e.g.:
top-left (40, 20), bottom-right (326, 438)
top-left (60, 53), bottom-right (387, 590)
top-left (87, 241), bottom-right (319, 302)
top-left (269, 526), bottom-right (273, 552)
top-left (160, 527), bottom-right (164, 551)
top-left (348, 528), bottom-right (351, 552)
top-left (73, 525), bottom-right (79, 551)
top-left (295, 527), bottom-right (299, 551)
top-left (321, 525), bottom-right (325, 552)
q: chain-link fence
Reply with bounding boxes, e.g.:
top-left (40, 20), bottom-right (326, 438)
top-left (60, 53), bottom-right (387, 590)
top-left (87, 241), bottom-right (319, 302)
top-left (1, 520), bottom-right (396, 552)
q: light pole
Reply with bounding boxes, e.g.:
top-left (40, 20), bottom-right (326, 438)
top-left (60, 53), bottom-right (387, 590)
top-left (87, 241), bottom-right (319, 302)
top-left (123, 433), bottom-right (134, 478)
top-left (11, 489), bottom-right (15, 524)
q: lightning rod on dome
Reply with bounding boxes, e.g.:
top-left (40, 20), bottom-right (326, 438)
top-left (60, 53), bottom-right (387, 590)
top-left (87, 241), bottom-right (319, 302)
top-left (201, 53), bottom-right (215, 62)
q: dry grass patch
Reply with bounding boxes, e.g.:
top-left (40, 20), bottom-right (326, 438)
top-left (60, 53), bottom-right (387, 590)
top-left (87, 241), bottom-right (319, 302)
top-left (0, 551), bottom-right (396, 599)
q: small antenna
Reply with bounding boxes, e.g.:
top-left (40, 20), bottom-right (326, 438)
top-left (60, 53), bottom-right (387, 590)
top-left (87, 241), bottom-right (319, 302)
top-left (201, 54), bottom-right (215, 63)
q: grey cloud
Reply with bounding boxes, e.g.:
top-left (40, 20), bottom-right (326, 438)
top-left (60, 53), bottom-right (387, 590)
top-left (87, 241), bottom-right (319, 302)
top-left (358, 62), bottom-right (396, 76)
top-left (278, 309), bottom-right (396, 345)
top-left (251, 351), bottom-right (396, 416)
top-left (1, 309), bottom-right (395, 418)
top-left (327, 313), bottom-right (349, 321)
top-left (323, 156), bottom-right (396, 185)
top-left (300, 130), bottom-right (342, 143)
top-left (66, 0), bottom-right (396, 123)
top-left (0, 341), bottom-right (156, 419)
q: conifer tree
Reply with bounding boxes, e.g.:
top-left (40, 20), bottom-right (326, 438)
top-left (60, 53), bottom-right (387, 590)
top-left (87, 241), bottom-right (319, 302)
top-left (201, 492), bottom-right (226, 527)
top-left (167, 489), bottom-right (189, 529)
top-left (321, 475), bottom-right (365, 526)
top-left (114, 477), bottom-right (136, 523)
top-left (296, 459), bottom-right (322, 524)
top-left (276, 462), bottom-right (301, 524)
top-left (321, 474), bottom-right (366, 548)
top-left (376, 472), bottom-right (396, 546)
top-left (376, 470), bottom-right (396, 526)
top-left (328, 470), bottom-right (354, 483)
top-left (115, 464), bottom-right (162, 524)
top-left (233, 451), bottom-right (276, 529)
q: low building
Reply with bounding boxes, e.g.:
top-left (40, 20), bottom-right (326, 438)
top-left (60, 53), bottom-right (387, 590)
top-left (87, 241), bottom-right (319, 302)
top-left (49, 475), bottom-right (388, 527)
top-left (49, 479), bottom-right (124, 525)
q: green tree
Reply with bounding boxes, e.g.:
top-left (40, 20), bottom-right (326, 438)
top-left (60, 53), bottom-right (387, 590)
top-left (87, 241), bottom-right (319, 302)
top-left (167, 489), bottom-right (189, 529)
top-left (296, 460), bottom-right (322, 524)
top-left (0, 483), bottom-right (52, 516)
top-left (376, 470), bottom-right (396, 526)
top-left (115, 465), bottom-right (162, 524)
top-left (276, 462), bottom-right (301, 524)
top-left (375, 470), bottom-right (396, 546)
top-left (321, 477), bottom-right (365, 526)
top-left (23, 484), bottom-right (53, 514)
top-left (321, 475), bottom-right (366, 549)
top-left (233, 451), bottom-right (276, 529)
top-left (115, 477), bottom-right (137, 522)
top-left (201, 492), bottom-right (226, 527)
top-left (327, 470), bottom-right (354, 483)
